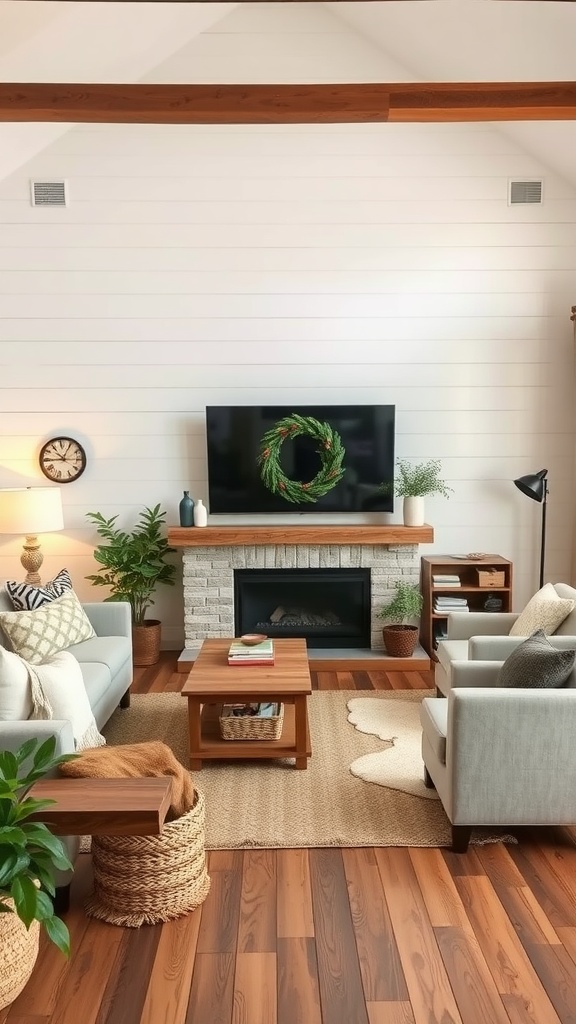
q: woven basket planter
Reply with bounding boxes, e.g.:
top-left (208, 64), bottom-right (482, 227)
top-left (382, 624), bottom-right (419, 658)
top-left (132, 620), bottom-right (162, 667)
top-left (0, 906), bottom-right (40, 1010)
top-left (85, 790), bottom-right (210, 927)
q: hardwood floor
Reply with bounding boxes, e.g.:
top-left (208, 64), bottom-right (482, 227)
top-left (4, 652), bottom-right (576, 1024)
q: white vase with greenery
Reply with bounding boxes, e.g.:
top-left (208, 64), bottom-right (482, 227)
top-left (392, 458), bottom-right (453, 526)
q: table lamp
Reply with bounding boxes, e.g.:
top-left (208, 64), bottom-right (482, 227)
top-left (0, 486), bottom-right (64, 584)
top-left (513, 469), bottom-right (548, 589)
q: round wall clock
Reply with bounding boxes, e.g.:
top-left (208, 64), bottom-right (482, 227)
top-left (39, 436), bottom-right (87, 483)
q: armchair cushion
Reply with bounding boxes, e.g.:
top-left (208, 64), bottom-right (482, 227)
top-left (0, 590), bottom-right (95, 664)
top-left (498, 629), bottom-right (576, 689)
top-left (509, 583), bottom-right (575, 637)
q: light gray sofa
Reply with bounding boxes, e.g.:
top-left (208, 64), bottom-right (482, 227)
top-left (420, 663), bottom-right (576, 852)
top-left (435, 582), bottom-right (576, 696)
top-left (0, 590), bottom-right (133, 909)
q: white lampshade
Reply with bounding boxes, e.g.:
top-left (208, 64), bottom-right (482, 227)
top-left (0, 487), bottom-right (64, 535)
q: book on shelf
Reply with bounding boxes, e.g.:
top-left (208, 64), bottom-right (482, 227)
top-left (433, 581), bottom-right (462, 587)
top-left (432, 574), bottom-right (461, 583)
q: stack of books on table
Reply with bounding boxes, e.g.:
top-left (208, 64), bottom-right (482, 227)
top-left (227, 638), bottom-right (275, 666)
top-left (432, 574), bottom-right (461, 587)
top-left (434, 595), bottom-right (469, 613)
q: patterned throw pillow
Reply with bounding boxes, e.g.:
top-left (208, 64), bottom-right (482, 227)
top-left (498, 629), bottom-right (576, 689)
top-left (6, 568), bottom-right (73, 611)
top-left (509, 582), bottom-right (575, 637)
top-left (0, 590), bottom-right (96, 665)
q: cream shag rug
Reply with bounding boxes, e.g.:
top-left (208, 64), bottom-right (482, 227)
top-left (101, 690), bottom-right (512, 849)
top-left (347, 696), bottom-right (440, 800)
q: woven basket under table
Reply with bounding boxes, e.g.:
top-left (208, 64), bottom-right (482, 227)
top-left (85, 789), bottom-right (210, 927)
top-left (219, 703), bottom-right (284, 740)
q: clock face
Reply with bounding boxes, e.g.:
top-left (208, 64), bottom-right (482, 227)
top-left (39, 436), bottom-right (87, 483)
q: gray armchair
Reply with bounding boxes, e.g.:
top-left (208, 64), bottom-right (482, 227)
top-left (420, 666), bottom-right (576, 852)
top-left (435, 582), bottom-right (576, 696)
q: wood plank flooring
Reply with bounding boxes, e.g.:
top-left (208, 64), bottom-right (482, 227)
top-left (3, 652), bottom-right (576, 1024)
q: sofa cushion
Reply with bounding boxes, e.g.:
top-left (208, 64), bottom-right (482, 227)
top-left (498, 629), bottom-right (576, 689)
top-left (6, 568), bottom-right (73, 611)
top-left (552, 583), bottom-right (576, 635)
top-left (29, 650), bottom-right (106, 750)
top-left (0, 590), bottom-right (96, 664)
top-left (509, 583), bottom-right (575, 638)
top-left (0, 646), bottom-right (33, 720)
top-left (420, 697), bottom-right (448, 764)
top-left (79, 661), bottom-right (113, 712)
top-left (68, 635), bottom-right (132, 679)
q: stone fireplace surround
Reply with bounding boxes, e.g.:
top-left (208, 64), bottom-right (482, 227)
top-left (168, 525), bottom-right (434, 669)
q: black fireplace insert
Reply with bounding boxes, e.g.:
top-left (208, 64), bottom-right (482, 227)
top-left (234, 567), bottom-right (371, 649)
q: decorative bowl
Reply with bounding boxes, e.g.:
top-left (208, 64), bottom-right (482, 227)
top-left (239, 633), bottom-right (268, 646)
top-left (466, 552), bottom-right (488, 561)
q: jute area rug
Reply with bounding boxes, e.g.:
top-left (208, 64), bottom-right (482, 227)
top-left (102, 689), bottom-right (511, 850)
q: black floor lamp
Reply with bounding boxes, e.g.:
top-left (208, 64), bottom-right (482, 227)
top-left (513, 469), bottom-right (549, 589)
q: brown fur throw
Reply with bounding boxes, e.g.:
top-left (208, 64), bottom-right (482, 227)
top-left (59, 741), bottom-right (195, 821)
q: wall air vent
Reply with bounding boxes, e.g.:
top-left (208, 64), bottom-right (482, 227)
top-left (508, 179), bottom-right (543, 205)
top-left (30, 180), bottom-right (68, 207)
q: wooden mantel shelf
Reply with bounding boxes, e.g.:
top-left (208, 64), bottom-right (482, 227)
top-left (168, 524), bottom-right (434, 546)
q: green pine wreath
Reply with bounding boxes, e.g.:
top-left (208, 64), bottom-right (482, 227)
top-left (257, 414), bottom-right (346, 504)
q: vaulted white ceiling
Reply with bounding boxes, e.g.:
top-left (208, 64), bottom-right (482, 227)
top-left (1, 0), bottom-right (575, 186)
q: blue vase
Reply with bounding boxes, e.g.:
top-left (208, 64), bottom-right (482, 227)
top-left (179, 490), bottom-right (194, 527)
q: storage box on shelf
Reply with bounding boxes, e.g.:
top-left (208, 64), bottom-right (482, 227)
top-left (420, 555), bottom-right (513, 661)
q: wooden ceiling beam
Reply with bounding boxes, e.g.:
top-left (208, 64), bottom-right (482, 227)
top-left (0, 81), bottom-right (575, 123)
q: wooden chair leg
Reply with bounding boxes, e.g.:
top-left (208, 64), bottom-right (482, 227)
top-left (120, 690), bottom-right (131, 709)
top-left (423, 766), bottom-right (436, 789)
top-left (451, 825), bottom-right (473, 853)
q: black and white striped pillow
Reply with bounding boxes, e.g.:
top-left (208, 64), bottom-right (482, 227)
top-left (6, 568), bottom-right (73, 611)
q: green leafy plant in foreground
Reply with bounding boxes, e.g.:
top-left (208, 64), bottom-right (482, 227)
top-left (0, 737), bottom-right (76, 956)
top-left (85, 504), bottom-right (177, 626)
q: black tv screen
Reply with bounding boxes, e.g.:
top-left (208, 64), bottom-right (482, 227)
top-left (206, 405), bottom-right (395, 514)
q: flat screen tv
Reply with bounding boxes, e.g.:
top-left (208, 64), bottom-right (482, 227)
top-left (206, 405), bottom-right (395, 514)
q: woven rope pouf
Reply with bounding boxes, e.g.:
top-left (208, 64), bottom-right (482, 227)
top-left (85, 789), bottom-right (210, 927)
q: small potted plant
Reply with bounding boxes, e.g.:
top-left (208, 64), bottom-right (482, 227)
top-left (377, 580), bottom-right (424, 657)
top-left (0, 736), bottom-right (74, 1009)
top-left (86, 504), bottom-right (177, 666)
top-left (392, 458), bottom-right (453, 526)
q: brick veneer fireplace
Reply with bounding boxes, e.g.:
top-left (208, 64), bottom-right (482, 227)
top-left (168, 525), bottom-right (434, 664)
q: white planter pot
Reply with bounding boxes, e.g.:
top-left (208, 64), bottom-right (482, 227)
top-left (403, 496), bottom-right (425, 527)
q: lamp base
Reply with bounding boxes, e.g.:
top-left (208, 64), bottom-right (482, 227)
top-left (21, 535), bottom-right (43, 585)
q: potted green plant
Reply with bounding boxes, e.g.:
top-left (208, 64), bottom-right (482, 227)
top-left (85, 504), bottom-right (177, 666)
top-left (0, 736), bottom-right (74, 1009)
top-left (392, 458), bottom-right (453, 526)
top-left (377, 580), bottom-right (424, 657)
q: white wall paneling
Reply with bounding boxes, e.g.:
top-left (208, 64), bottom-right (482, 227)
top-left (1, 4), bottom-right (575, 643)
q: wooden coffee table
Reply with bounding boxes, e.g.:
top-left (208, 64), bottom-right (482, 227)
top-left (181, 637), bottom-right (312, 770)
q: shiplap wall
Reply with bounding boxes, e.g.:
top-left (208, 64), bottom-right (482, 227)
top-left (0, 4), bottom-right (575, 647)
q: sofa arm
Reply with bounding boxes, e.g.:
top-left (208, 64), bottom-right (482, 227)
top-left (0, 720), bottom-right (75, 760)
top-left (447, 612), bottom-right (518, 640)
top-left (450, 661), bottom-right (504, 688)
top-left (83, 601), bottom-right (131, 639)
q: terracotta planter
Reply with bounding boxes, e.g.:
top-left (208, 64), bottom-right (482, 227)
top-left (382, 624), bottom-right (419, 657)
top-left (132, 619), bottom-right (161, 667)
